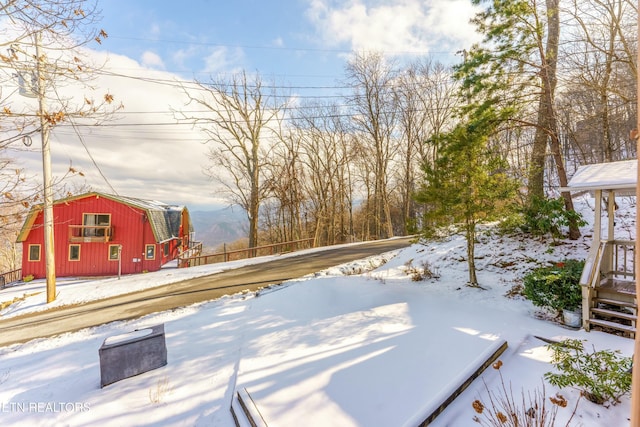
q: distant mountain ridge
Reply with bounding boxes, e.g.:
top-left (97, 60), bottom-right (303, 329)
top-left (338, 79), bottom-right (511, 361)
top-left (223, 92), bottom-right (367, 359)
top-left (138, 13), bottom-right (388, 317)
top-left (189, 207), bottom-right (246, 250)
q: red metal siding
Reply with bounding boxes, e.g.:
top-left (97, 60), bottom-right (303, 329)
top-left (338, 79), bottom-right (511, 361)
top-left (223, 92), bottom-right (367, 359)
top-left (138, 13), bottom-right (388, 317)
top-left (21, 195), bottom-right (173, 279)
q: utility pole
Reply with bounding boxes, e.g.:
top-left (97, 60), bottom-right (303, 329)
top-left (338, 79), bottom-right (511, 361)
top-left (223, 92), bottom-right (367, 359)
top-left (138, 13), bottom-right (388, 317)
top-left (34, 32), bottom-right (56, 303)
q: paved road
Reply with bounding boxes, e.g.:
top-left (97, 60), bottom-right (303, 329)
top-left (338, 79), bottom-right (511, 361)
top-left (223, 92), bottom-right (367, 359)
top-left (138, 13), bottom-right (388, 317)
top-left (0, 237), bottom-right (413, 347)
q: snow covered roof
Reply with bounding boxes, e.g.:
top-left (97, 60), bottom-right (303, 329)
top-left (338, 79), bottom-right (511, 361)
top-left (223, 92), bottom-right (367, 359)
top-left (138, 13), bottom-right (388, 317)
top-left (561, 159), bottom-right (637, 192)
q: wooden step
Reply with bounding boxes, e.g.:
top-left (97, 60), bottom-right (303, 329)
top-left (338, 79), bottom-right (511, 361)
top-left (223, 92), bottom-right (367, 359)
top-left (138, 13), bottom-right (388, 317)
top-left (588, 318), bottom-right (636, 334)
top-left (594, 297), bottom-right (637, 309)
top-left (591, 307), bottom-right (637, 322)
top-left (595, 287), bottom-right (637, 305)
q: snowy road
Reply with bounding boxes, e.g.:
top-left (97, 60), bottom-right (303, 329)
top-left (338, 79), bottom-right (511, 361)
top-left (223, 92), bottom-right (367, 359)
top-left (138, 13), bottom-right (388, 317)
top-left (0, 237), bottom-right (413, 347)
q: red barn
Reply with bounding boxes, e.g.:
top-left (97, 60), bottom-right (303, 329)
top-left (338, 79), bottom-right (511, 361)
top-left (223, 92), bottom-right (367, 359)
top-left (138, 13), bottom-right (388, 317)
top-left (17, 192), bottom-right (195, 278)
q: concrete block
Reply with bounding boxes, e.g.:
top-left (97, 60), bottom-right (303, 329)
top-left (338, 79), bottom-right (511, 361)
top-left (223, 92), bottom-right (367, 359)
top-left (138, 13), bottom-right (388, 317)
top-left (99, 324), bottom-right (167, 387)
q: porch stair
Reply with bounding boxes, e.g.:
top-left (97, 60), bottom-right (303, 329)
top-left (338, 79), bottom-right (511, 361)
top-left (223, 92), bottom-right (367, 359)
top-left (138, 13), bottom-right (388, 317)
top-left (588, 286), bottom-right (637, 338)
top-left (581, 239), bottom-right (637, 338)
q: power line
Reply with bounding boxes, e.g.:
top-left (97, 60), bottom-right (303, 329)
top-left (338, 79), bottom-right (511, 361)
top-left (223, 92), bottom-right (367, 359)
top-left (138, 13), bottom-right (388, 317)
top-left (107, 35), bottom-right (458, 57)
top-left (53, 86), bottom-right (118, 195)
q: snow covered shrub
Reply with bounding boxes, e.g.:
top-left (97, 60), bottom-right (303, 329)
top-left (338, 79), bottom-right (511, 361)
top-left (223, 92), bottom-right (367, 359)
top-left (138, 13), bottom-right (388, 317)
top-left (519, 196), bottom-right (586, 239)
top-left (497, 212), bottom-right (525, 235)
top-left (472, 360), bottom-right (579, 426)
top-left (522, 260), bottom-right (584, 315)
top-left (403, 259), bottom-right (440, 281)
top-left (545, 339), bottom-right (632, 405)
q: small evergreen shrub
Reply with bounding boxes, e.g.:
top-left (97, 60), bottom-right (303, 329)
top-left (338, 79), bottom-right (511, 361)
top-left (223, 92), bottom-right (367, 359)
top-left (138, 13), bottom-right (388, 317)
top-left (545, 339), bottom-right (632, 405)
top-left (520, 196), bottom-right (586, 238)
top-left (497, 212), bottom-right (526, 235)
top-left (523, 259), bottom-right (584, 315)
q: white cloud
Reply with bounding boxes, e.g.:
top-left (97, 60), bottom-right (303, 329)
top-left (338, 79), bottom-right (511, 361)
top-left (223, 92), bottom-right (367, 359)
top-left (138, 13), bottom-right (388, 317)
top-left (305, 0), bottom-right (481, 58)
top-left (12, 49), bottom-right (228, 210)
top-left (202, 46), bottom-right (245, 75)
top-left (424, 0), bottom-right (482, 46)
top-left (140, 50), bottom-right (165, 70)
top-left (172, 45), bottom-right (199, 70)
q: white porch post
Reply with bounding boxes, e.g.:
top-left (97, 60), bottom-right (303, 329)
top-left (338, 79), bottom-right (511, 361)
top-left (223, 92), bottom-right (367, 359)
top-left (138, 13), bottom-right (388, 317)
top-left (582, 189), bottom-right (603, 330)
top-left (594, 190), bottom-right (602, 243)
top-left (607, 191), bottom-right (615, 240)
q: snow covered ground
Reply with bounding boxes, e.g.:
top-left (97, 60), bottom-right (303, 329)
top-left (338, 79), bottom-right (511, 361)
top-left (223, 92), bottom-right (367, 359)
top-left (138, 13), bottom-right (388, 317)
top-left (0, 196), bottom-right (636, 426)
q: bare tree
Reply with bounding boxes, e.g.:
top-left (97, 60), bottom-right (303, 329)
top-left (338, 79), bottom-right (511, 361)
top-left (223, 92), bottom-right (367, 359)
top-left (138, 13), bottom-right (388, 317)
top-left (394, 59), bottom-right (459, 234)
top-left (0, 0), bottom-right (112, 146)
top-left (293, 102), bottom-right (355, 245)
top-left (262, 127), bottom-right (305, 243)
top-left (178, 71), bottom-right (288, 250)
top-left (560, 0), bottom-right (637, 163)
top-left (345, 52), bottom-right (398, 239)
top-left (0, 0), bottom-right (113, 278)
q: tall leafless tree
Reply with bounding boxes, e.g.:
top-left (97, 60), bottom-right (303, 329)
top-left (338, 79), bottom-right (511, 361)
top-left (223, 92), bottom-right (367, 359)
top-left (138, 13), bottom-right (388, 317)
top-left (394, 59), bottom-right (459, 234)
top-left (292, 102), bottom-right (355, 245)
top-left (345, 52), bottom-right (397, 239)
top-left (178, 71), bottom-right (288, 250)
top-left (560, 0), bottom-right (637, 163)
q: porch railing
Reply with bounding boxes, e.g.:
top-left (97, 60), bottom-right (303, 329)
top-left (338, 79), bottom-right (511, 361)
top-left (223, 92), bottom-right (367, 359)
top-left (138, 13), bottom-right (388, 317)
top-left (177, 241), bottom-right (203, 268)
top-left (580, 240), bottom-right (606, 289)
top-left (581, 239), bottom-right (635, 289)
top-left (0, 268), bottom-right (22, 289)
top-left (608, 239), bottom-right (635, 281)
top-left (68, 225), bottom-right (113, 243)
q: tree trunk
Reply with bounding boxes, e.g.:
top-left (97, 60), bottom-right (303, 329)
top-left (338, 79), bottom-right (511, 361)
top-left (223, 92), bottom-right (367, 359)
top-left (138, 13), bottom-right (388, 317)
top-left (528, 100), bottom-right (548, 203)
top-left (543, 0), bottom-right (580, 240)
top-left (466, 218), bottom-right (478, 287)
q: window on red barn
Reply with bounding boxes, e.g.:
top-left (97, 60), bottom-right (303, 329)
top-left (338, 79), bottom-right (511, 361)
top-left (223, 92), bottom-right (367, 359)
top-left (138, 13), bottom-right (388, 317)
top-left (28, 245), bottom-right (41, 261)
top-left (145, 244), bottom-right (155, 260)
top-left (108, 245), bottom-right (120, 261)
top-left (69, 245), bottom-right (80, 261)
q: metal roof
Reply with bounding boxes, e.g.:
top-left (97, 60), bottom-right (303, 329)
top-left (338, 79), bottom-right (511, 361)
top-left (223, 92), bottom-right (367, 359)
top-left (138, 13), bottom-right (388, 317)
top-left (561, 159), bottom-right (637, 192)
top-left (17, 192), bottom-right (191, 243)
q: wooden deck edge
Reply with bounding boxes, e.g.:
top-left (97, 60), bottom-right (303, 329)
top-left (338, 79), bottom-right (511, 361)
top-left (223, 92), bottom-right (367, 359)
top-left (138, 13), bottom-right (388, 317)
top-left (231, 387), bottom-right (268, 427)
top-left (418, 340), bottom-right (509, 426)
top-left (230, 396), bottom-right (246, 427)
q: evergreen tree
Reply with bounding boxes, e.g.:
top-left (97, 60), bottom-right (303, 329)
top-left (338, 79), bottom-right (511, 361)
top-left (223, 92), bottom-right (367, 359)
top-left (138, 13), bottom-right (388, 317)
top-left (456, 0), bottom-right (580, 239)
top-left (416, 108), bottom-right (518, 287)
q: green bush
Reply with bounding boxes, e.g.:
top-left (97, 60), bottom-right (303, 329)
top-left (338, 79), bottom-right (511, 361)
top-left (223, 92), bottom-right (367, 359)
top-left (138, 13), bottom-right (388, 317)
top-left (545, 339), bottom-right (632, 405)
top-left (523, 259), bottom-right (584, 314)
top-left (497, 212), bottom-right (525, 235)
top-left (520, 196), bottom-right (586, 238)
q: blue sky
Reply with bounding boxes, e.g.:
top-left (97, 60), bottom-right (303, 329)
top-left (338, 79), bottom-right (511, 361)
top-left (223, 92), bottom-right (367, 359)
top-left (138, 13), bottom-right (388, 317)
top-left (98, 1), bottom-right (325, 80)
top-left (95, 0), bottom-right (479, 85)
top-left (13, 1), bottom-right (482, 211)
